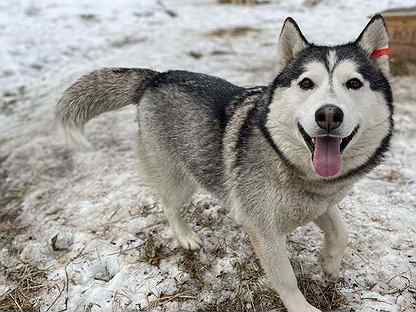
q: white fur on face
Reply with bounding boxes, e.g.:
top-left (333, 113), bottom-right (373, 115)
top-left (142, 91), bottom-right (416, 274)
top-left (266, 53), bottom-right (391, 180)
top-left (296, 60), bottom-right (360, 140)
top-left (327, 50), bottom-right (337, 71)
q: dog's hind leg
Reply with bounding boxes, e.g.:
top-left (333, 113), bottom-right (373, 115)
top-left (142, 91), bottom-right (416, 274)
top-left (314, 205), bottom-right (348, 281)
top-left (159, 176), bottom-right (202, 250)
top-left (137, 139), bottom-right (202, 250)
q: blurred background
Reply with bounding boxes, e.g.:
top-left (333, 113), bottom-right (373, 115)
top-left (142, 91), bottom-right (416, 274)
top-left (1, 0), bottom-right (415, 96)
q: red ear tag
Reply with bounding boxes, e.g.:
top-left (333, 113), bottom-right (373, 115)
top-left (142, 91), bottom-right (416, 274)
top-left (371, 48), bottom-right (392, 58)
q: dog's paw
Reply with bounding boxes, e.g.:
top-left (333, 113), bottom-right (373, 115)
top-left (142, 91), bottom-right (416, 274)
top-left (176, 230), bottom-right (202, 250)
top-left (305, 306), bottom-right (321, 312)
top-left (319, 247), bottom-right (345, 282)
top-left (320, 255), bottom-right (341, 282)
top-left (301, 304), bottom-right (321, 312)
top-left (322, 269), bottom-right (341, 283)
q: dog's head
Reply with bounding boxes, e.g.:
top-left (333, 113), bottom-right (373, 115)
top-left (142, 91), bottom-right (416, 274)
top-left (265, 15), bottom-right (393, 181)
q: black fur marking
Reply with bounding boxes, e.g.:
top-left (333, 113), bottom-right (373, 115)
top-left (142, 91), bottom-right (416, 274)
top-left (259, 121), bottom-right (296, 170)
top-left (333, 128), bottom-right (392, 182)
top-left (271, 45), bottom-right (329, 89)
top-left (235, 105), bottom-right (257, 169)
top-left (271, 40), bottom-right (393, 114)
top-left (148, 70), bottom-right (245, 129)
top-left (226, 86), bottom-right (267, 120)
top-left (330, 43), bottom-right (394, 182)
top-left (130, 69), bottom-right (160, 104)
top-left (331, 43), bottom-right (395, 180)
top-left (255, 91), bottom-right (300, 173)
top-left (335, 43), bottom-right (394, 114)
top-left (263, 41), bottom-right (394, 182)
top-left (111, 67), bottom-right (136, 74)
top-left (232, 88), bottom-right (267, 171)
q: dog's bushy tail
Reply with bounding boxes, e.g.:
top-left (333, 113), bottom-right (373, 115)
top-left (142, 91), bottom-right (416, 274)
top-left (56, 67), bottom-right (159, 149)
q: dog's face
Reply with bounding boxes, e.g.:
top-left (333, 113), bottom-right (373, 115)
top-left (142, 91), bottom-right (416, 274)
top-left (266, 16), bottom-right (393, 180)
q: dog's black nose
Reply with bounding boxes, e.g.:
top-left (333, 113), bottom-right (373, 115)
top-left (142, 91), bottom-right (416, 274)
top-left (315, 104), bottom-right (343, 131)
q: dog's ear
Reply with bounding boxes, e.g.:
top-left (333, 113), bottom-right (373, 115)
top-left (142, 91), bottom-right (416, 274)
top-left (276, 17), bottom-right (308, 73)
top-left (356, 14), bottom-right (390, 77)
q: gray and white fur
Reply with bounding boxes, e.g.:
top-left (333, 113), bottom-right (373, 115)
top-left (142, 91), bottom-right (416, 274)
top-left (56, 15), bottom-right (393, 312)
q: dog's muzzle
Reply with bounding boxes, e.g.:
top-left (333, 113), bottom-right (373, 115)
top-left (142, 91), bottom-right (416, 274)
top-left (298, 120), bottom-right (359, 178)
top-left (315, 104), bottom-right (344, 131)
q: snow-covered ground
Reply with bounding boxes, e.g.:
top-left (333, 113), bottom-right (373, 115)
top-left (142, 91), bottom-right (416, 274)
top-left (1, 1), bottom-right (415, 311)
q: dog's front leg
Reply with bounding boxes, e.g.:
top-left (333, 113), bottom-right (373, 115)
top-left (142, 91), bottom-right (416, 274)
top-left (246, 225), bottom-right (321, 312)
top-left (314, 205), bottom-right (348, 281)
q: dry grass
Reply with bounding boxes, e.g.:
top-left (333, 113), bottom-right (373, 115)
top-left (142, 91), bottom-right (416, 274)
top-left (294, 261), bottom-right (347, 310)
top-left (218, 0), bottom-right (270, 5)
top-left (0, 262), bottom-right (49, 312)
top-left (205, 26), bottom-right (261, 38)
top-left (140, 234), bottom-right (164, 266)
top-left (143, 290), bottom-right (197, 312)
top-left (0, 156), bottom-right (47, 312)
top-left (302, 0), bottom-right (323, 7)
top-left (179, 250), bottom-right (211, 288)
top-left (141, 201), bottom-right (346, 311)
top-left (201, 258), bottom-right (346, 312)
top-left (0, 154), bottom-right (30, 254)
top-left (139, 233), bottom-right (176, 267)
top-left (0, 221), bottom-right (27, 257)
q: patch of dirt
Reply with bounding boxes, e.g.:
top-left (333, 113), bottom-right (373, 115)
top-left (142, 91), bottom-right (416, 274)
top-left (0, 154), bottom-right (28, 253)
top-left (178, 250), bottom-right (211, 288)
top-left (0, 262), bottom-right (49, 312)
top-left (110, 36), bottom-right (147, 48)
top-left (0, 86), bottom-right (27, 116)
top-left (139, 233), bottom-right (172, 267)
top-left (218, 0), bottom-right (270, 5)
top-left (199, 257), bottom-right (346, 312)
top-left (205, 26), bottom-right (261, 38)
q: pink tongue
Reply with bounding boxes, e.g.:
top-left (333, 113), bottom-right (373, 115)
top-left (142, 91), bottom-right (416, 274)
top-left (313, 137), bottom-right (342, 177)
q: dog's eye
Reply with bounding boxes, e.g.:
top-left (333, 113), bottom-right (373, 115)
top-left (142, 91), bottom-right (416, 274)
top-left (346, 78), bottom-right (363, 90)
top-left (298, 78), bottom-right (315, 90)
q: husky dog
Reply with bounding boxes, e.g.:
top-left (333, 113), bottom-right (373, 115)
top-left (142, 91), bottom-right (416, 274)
top-left (56, 15), bottom-right (393, 312)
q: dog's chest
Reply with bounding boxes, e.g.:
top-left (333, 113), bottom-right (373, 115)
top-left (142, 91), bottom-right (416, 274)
top-left (273, 185), bottom-right (347, 232)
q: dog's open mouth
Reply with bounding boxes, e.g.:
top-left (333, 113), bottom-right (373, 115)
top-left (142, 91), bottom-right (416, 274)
top-left (298, 124), bottom-right (359, 177)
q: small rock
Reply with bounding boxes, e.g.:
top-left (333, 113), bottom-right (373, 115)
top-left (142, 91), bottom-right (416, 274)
top-left (50, 232), bottom-right (73, 251)
top-left (188, 51), bottom-right (203, 59)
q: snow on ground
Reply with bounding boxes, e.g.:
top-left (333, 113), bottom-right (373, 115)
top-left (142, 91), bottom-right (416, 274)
top-left (1, 0), bottom-right (415, 311)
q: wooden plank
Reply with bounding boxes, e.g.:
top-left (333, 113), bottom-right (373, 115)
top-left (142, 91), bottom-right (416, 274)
top-left (381, 8), bottom-right (416, 75)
